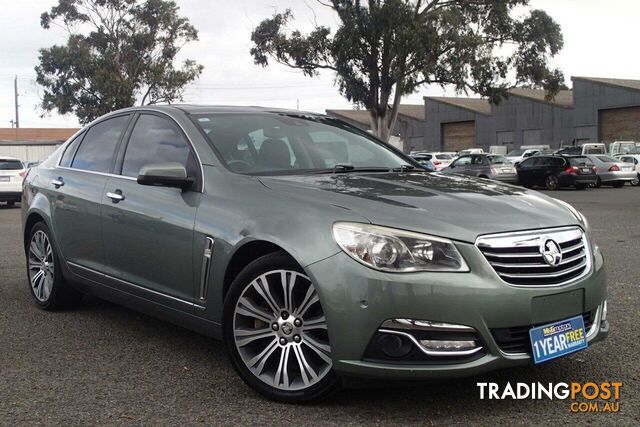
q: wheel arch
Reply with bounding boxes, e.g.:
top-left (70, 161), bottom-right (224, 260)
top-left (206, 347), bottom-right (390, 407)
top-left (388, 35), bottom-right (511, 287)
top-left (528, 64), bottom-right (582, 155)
top-left (23, 210), bottom-right (51, 252)
top-left (222, 239), bottom-right (297, 300)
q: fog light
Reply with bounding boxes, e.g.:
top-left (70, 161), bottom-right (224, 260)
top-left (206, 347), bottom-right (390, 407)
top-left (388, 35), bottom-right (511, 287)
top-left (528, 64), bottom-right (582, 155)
top-left (419, 339), bottom-right (477, 352)
top-left (378, 334), bottom-right (412, 358)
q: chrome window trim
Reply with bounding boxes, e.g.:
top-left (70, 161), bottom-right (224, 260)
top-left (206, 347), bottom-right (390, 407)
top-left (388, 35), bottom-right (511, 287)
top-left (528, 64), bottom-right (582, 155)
top-left (475, 226), bottom-right (592, 288)
top-left (55, 165), bottom-right (137, 181)
top-left (55, 109), bottom-right (206, 193)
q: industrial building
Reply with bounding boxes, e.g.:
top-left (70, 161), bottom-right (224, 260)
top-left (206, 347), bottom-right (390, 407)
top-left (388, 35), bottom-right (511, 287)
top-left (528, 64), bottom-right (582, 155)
top-left (0, 128), bottom-right (78, 163)
top-left (328, 76), bottom-right (640, 153)
top-left (420, 76), bottom-right (640, 152)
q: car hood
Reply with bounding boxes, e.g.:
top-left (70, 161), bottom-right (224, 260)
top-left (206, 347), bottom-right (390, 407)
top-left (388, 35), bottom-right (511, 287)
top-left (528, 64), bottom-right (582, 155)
top-left (258, 172), bottom-right (580, 243)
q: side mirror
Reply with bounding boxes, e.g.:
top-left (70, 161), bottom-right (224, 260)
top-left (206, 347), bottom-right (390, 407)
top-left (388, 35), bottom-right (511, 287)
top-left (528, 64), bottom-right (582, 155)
top-left (137, 162), bottom-right (195, 189)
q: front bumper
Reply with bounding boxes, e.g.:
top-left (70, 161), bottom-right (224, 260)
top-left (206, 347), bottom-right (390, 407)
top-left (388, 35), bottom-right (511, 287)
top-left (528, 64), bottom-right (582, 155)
top-left (305, 242), bottom-right (608, 380)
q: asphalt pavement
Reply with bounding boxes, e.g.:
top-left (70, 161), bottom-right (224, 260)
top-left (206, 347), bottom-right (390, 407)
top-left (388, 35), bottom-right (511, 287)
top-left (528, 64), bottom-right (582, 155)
top-left (0, 187), bottom-right (638, 425)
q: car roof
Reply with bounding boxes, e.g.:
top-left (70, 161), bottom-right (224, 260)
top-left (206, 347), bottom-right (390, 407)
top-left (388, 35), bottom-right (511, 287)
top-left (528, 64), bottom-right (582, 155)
top-left (111, 104), bottom-right (320, 116)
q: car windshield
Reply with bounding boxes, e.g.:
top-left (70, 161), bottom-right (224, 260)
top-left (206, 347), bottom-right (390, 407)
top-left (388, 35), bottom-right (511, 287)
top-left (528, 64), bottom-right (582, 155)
top-left (488, 155), bottom-right (509, 164)
top-left (192, 113), bottom-right (412, 175)
top-left (434, 154), bottom-right (452, 160)
top-left (0, 159), bottom-right (23, 170)
top-left (506, 149), bottom-right (526, 156)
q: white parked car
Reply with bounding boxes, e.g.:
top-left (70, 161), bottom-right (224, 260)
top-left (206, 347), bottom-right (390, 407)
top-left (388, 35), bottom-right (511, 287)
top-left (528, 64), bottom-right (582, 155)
top-left (409, 152), bottom-right (455, 171)
top-left (505, 148), bottom-right (540, 164)
top-left (0, 156), bottom-right (26, 206)
top-left (616, 155), bottom-right (640, 186)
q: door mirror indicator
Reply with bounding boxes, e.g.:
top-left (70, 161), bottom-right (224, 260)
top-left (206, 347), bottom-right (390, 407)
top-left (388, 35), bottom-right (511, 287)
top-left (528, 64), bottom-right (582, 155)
top-left (137, 162), bottom-right (194, 189)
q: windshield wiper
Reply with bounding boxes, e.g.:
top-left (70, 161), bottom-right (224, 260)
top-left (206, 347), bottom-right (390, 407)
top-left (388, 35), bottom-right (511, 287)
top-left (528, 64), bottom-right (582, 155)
top-left (306, 165), bottom-right (392, 174)
top-left (390, 164), bottom-right (416, 172)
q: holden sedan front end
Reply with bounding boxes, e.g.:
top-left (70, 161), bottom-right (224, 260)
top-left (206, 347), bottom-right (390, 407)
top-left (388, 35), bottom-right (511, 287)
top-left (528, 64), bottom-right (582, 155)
top-left (305, 222), bottom-right (608, 379)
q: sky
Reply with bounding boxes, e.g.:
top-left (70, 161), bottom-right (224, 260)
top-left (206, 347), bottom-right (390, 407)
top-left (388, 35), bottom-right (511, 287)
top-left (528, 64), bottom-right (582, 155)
top-left (0, 0), bottom-right (639, 128)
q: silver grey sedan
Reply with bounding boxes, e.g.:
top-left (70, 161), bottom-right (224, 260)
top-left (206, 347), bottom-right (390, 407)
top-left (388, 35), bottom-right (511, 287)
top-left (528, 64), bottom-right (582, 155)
top-left (587, 155), bottom-right (636, 188)
top-left (442, 154), bottom-right (518, 184)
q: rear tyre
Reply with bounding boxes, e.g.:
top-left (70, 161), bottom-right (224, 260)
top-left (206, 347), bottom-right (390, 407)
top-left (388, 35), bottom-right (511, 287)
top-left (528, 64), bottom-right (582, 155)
top-left (594, 177), bottom-right (602, 188)
top-left (223, 251), bottom-right (339, 403)
top-left (26, 222), bottom-right (83, 310)
top-left (545, 175), bottom-right (559, 191)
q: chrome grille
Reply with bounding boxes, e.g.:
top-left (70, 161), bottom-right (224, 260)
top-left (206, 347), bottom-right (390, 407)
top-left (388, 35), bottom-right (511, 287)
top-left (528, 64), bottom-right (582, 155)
top-left (476, 227), bottom-right (591, 286)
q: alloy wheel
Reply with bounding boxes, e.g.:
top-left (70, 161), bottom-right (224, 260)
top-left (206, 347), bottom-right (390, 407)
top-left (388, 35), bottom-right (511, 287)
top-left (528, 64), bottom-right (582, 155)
top-left (545, 175), bottom-right (559, 190)
top-left (232, 270), bottom-right (331, 391)
top-left (28, 230), bottom-right (55, 302)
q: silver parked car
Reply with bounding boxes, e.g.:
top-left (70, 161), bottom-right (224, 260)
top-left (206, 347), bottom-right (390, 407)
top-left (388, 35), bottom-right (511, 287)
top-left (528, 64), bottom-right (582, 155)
top-left (442, 154), bottom-right (518, 184)
top-left (616, 155), bottom-right (639, 186)
top-left (586, 155), bottom-right (636, 188)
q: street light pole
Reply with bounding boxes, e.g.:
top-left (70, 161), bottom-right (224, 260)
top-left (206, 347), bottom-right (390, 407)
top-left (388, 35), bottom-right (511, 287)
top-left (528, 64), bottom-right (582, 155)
top-left (14, 75), bottom-right (20, 128)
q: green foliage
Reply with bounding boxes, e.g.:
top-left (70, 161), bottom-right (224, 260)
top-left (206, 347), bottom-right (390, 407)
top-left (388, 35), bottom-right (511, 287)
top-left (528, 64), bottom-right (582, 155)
top-left (250, 0), bottom-right (565, 142)
top-left (36, 0), bottom-right (203, 124)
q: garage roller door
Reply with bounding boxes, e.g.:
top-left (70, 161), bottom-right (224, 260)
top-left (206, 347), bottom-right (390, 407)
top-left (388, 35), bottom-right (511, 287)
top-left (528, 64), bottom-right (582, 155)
top-left (599, 107), bottom-right (640, 142)
top-left (442, 121), bottom-right (475, 152)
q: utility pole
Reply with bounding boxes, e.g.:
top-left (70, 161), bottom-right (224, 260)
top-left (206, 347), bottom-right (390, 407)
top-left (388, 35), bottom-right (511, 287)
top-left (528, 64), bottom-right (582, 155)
top-left (14, 75), bottom-right (20, 128)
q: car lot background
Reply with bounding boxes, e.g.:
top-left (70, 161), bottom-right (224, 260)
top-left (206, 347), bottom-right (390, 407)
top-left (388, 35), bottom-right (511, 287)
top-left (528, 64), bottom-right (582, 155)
top-left (0, 188), bottom-right (638, 425)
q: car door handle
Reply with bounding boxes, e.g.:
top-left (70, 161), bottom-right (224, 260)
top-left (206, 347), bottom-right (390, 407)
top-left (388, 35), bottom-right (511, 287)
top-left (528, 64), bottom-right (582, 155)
top-left (51, 178), bottom-right (64, 188)
top-left (106, 191), bottom-right (125, 203)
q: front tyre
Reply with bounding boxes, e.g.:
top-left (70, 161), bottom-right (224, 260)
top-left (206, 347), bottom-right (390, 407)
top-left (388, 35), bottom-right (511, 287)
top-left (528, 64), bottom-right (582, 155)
top-left (26, 222), bottom-right (83, 310)
top-left (223, 252), bottom-right (338, 402)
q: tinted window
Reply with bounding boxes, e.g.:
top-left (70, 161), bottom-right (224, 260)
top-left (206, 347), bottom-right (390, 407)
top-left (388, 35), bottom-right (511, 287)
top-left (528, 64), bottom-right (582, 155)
top-left (0, 159), bottom-right (23, 170)
top-left (453, 156), bottom-right (471, 166)
top-left (551, 158), bottom-right (565, 167)
top-left (535, 157), bottom-right (552, 166)
top-left (518, 158), bottom-right (538, 168)
top-left (569, 157), bottom-right (593, 167)
top-left (470, 155), bottom-right (484, 165)
top-left (72, 116), bottom-right (129, 172)
top-left (488, 155), bottom-right (508, 164)
top-left (59, 133), bottom-right (84, 167)
top-left (122, 114), bottom-right (196, 178)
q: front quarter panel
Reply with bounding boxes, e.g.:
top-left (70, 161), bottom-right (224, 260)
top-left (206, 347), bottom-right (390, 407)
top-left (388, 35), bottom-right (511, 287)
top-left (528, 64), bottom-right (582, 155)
top-left (195, 166), bottom-right (369, 323)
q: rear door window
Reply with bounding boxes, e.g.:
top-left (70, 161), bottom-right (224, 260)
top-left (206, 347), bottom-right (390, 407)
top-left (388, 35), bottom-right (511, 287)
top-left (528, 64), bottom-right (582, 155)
top-left (72, 116), bottom-right (129, 173)
top-left (453, 156), bottom-right (471, 167)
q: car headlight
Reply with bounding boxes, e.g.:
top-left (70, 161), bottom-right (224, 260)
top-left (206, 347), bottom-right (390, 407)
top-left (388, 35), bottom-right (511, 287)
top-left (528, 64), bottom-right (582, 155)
top-left (332, 222), bottom-right (469, 273)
